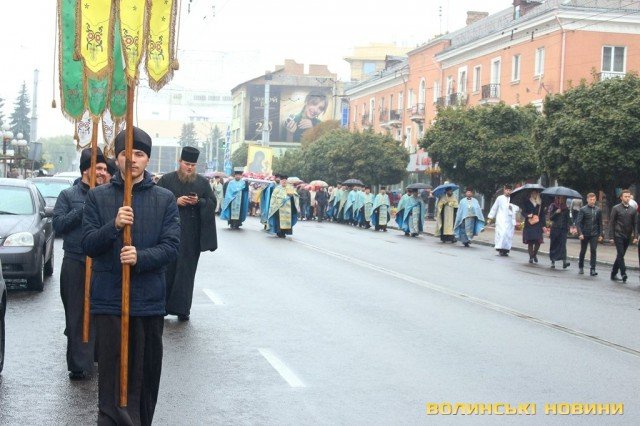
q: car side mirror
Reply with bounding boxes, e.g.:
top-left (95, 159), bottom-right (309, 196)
top-left (43, 206), bottom-right (54, 218)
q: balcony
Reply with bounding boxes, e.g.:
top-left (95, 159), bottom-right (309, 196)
top-left (409, 103), bottom-right (425, 123)
top-left (381, 109), bottom-right (402, 128)
top-left (598, 71), bottom-right (626, 81)
top-left (435, 97), bottom-right (446, 108)
top-left (480, 84), bottom-right (500, 104)
top-left (379, 108), bottom-right (388, 123)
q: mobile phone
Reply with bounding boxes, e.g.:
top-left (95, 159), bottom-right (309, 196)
top-left (188, 192), bottom-right (197, 197)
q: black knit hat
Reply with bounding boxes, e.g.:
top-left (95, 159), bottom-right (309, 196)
top-left (181, 146), bottom-right (199, 163)
top-left (114, 127), bottom-right (152, 158)
top-left (79, 147), bottom-right (106, 173)
top-left (105, 158), bottom-right (117, 176)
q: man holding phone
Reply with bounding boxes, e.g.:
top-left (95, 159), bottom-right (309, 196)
top-left (157, 147), bottom-right (218, 321)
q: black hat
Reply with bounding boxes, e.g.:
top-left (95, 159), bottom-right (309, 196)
top-left (181, 146), bottom-right (199, 163)
top-left (114, 127), bottom-right (152, 158)
top-left (380, 186), bottom-right (387, 190)
top-left (280, 174), bottom-right (288, 180)
top-left (465, 186), bottom-right (474, 192)
top-left (233, 167), bottom-right (243, 175)
top-left (106, 158), bottom-right (117, 176)
top-left (79, 147), bottom-right (106, 173)
top-left (504, 183), bottom-right (513, 189)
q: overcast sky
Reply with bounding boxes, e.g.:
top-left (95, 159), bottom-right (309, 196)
top-left (1, 0), bottom-right (509, 138)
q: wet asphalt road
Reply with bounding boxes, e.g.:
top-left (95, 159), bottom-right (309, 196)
top-left (1, 217), bottom-right (640, 425)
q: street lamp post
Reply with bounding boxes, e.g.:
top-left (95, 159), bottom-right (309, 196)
top-left (1, 124), bottom-right (14, 178)
top-left (11, 133), bottom-right (28, 178)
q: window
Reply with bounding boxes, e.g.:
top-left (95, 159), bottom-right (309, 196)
top-left (363, 62), bottom-right (376, 76)
top-left (458, 68), bottom-right (468, 94)
top-left (433, 81), bottom-right (440, 102)
top-left (514, 5), bottom-right (521, 20)
top-left (491, 58), bottom-right (501, 84)
top-left (602, 46), bottom-right (625, 73)
top-left (407, 90), bottom-right (414, 109)
top-left (405, 126), bottom-right (412, 149)
top-left (390, 94), bottom-right (394, 112)
top-left (419, 79), bottom-right (426, 104)
top-left (534, 47), bottom-right (545, 77)
top-left (398, 92), bottom-right (404, 110)
top-left (512, 54), bottom-right (521, 82)
top-left (193, 94), bottom-right (206, 101)
top-left (369, 98), bottom-right (375, 122)
top-left (473, 66), bottom-right (482, 92)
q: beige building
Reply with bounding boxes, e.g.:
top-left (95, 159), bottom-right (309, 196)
top-left (344, 43), bottom-right (411, 82)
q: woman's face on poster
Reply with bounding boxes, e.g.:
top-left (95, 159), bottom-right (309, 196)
top-left (304, 98), bottom-right (327, 119)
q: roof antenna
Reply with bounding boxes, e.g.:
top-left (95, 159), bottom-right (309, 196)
top-left (438, 5), bottom-right (443, 35)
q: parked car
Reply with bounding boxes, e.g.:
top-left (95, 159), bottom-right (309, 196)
top-left (0, 179), bottom-right (55, 291)
top-left (54, 171), bottom-right (81, 179)
top-left (0, 261), bottom-right (6, 373)
top-left (29, 177), bottom-right (75, 208)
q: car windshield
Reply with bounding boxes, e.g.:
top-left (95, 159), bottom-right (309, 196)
top-left (33, 181), bottom-right (71, 198)
top-left (0, 186), bottom-right (34, 215)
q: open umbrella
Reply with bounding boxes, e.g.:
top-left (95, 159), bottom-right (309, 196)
top-left (406, 183), bottom-right (432, 190)
top-left (343, 178), bottom-right (364, 186)
top-left (541, 186), bottom-right (582, 199)
top-left (432, 183), bottom-right (459, 198)
top-left (510, 183), bottom-right (546, 208)
top-left (288, 176), bottom-right (303, 184)
top-left (310, 180), bottom-right (328, 187)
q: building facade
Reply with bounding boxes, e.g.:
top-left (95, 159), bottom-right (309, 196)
top-left (346, 0), bottom-right (640, 176)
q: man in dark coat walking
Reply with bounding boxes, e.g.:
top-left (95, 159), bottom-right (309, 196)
top-left (53, 147), bottom-right (108, 380)
top-left (82, 127), bottom-right (181, 425)
top-left (157, 147), bottom-right (217, 321)
top-left (608, 189), bottom-right (638, 282)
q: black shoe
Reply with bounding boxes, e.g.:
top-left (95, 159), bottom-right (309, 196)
top-left (464, 242), bottom-right (470, 247)
top-left (178, 314), bottom-right (190, 321)
top-left (611, 274), bottom-right (621, 282)
top-left (622, 274), bottom-right (628, 283)
top-left (563, 262), bottom-right (571, 269)
top-left (590, 269), bottom-right (598, 276)
top-left (533, 256), bottom-right (538, 263)
top-left (551, 261), bottom-right (555, 269)
top-left (69, 371), bottom-right (87, 380)
top-left (529, 258), bottom-right (534, 264)
top-left (411, 233), bottom-right (418, 237)
top-left (579, 267), bottom-right (584, 274)
top-left (404, 232), bottom-right (410, 236)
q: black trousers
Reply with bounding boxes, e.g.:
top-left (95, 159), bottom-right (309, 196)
top-left (95, 315), bottom-right (164, 426)
top-left (612, 236), bottom-right (630, 276)
top-left (578, 236), bottom-right (598, 269)
top-left (60, 257), bottom-right (95, 374)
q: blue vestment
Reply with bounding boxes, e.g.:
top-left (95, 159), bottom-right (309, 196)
top-left (221, 179), bottom-right (249, 224)
top-left (454, 197), bottom-right (485, 241)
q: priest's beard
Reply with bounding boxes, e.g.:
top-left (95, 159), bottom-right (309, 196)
top-left (177, 169), bottom-right (197, 184)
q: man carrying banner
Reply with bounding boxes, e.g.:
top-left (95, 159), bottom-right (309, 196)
top-left (221, 168), bottom-right (249, 229)
top-left (82, 127), bottom-right (180, 424)
top-left (53, 147), bottom-right (108, 380)
top-left (157, 147), bottom-right (218, 321)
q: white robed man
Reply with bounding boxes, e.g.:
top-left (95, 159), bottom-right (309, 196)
top-left (267, 174), bottom-right (300, 238)
top-left (487, 184), bottom-right (519, 256)
top-left (454, 187), bottom-right (485, 247)
top-left (371, 187), bottom-right (391, 231)
top-left (211, 176), bottom-right (224, 214)
top-left (435, 187), bottom-right (459, 243)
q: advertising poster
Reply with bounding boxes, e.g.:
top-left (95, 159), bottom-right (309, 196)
top-left (246, 84), bottom-right (334, 143)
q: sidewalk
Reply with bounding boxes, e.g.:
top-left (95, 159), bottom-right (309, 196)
top-left (420, 220), bottom-right (639, 272)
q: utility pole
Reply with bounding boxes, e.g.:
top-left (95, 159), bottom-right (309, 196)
top-left (262, 73), bottom-right (272, 147)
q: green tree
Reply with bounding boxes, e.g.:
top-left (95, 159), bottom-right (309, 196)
top-left (231, 142), bottom-right (250, 169)
top-left (39, 135), bottom-right (78, 173)
top-left (10, 82), bottom-right (31, 141)
top-left (178, 122), bottom-right (198, 148)
top-left (534, 74), bottom-right (640, 202)
top-left (420, 103), bottom-right (540, 200)
top-left (0, 96), bottom-right (5, 127)
top-left (272, 148), bottom-right (305, 177)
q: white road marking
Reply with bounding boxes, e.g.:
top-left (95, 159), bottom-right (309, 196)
top-left (294, 239), bottom-right (640, 359)
top-left (202, 288), bottom-right (224, 305)
top-left (258, 348), bottom-right (306, 388)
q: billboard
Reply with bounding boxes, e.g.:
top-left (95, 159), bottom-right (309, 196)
top-left (245, 85), bottom-right (334, 143)
top-left (246, 145), bottom-right (273, 176)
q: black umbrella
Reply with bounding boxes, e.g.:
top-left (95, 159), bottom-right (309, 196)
top-left (343, 178), bottom-right (364, 186)
top-left (406, 183), bottom-right (432, 190)
top-left (510, 183), bottom-right (545, 208)
top-left (541, 186), bottom-right (582, 199)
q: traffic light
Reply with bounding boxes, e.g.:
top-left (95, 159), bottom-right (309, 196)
top-left (59, 156), bottom-right (63, 164)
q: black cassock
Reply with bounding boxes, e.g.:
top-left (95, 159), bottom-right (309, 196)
top-left (157, 172), bottom-right (218, 317)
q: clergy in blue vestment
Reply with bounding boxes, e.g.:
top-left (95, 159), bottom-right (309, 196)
top-left (359, 187), bottom-right (374, 228)
top-left (267, 175), bottom-right (300, 238)
top-left (394, 189), bottom-right (411, 232)
top-left (260, 178), bottom-right (278, 228)
top-left (343, 186), bottom-right (357, 224)
top-left (371, 187), bottom-right (391, 231)
top-left (221, 169), bottom-right (249, 229)
top-left (454, 187), bottom-right (485, 247)
top-left (397, 189), bottom-right (424, 237)
top-left (352, 186), bottom-right (366, 227)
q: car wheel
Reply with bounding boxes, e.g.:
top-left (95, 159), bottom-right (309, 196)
top-left (27, 254), bottom-right (45, 292)
top-left (44, 249), bottom-right (54, 277)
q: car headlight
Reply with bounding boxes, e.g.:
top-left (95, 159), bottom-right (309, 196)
top-left (4, 232), bottom-right (34, 247)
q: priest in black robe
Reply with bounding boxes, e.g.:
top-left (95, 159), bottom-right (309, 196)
top-left (157, 147), bottom-right (218, 320)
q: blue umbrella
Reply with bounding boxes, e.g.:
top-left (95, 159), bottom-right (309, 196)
top-left (432, 183), bottom-right (459, 198)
